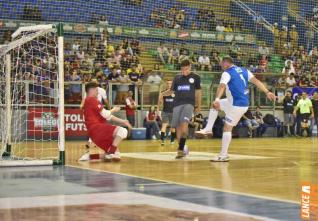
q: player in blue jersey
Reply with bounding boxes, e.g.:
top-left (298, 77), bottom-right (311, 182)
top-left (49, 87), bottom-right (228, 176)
top-left (196, 56), bottom-right (275, 162)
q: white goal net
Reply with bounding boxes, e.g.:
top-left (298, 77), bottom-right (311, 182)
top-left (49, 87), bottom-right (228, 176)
top-left (0, 24), bottom-right (65, 166)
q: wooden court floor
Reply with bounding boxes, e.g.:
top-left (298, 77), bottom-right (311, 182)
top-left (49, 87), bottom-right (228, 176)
top-left (67, 137), bottom-right (318, 203)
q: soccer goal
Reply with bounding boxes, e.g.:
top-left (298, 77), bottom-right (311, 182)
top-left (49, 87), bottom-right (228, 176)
top-left (0, 24), bottom-right (65, 166)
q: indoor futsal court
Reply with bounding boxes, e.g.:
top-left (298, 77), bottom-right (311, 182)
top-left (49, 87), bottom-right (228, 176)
top-left (1, 0), bottom-right (318, 221)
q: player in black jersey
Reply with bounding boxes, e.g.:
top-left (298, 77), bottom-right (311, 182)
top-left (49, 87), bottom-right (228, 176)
top-left (158, 80), bottom-right (176, 145)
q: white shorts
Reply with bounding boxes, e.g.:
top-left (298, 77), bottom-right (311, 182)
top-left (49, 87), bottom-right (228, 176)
top-left (219, 99), bottom-right (248, 126)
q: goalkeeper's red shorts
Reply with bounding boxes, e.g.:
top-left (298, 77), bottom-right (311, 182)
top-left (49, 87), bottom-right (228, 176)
top-left (87, 123), bottom-right (116, 152)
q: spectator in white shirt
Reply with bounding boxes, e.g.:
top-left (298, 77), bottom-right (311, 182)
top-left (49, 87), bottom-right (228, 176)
top-left (258, 43), bottom-right (270, 58)
top-left (286, 73), bottom-right (296, 91)
top-left (157, 42), bottom-right (171, 64)
top-left (216, 21), bottom-right (225, 32)
top-left (147, 68), bottom-right (162, 105)
top-left (282, 60), bottom-right (295, 75)
top-left (117, 70), bottom-right (130, 104)
top-left (198, 54), bottom-right (211, 71)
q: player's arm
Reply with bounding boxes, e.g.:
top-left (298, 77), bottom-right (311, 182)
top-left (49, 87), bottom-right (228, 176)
top-left (249, 74), bottom-right (275, 101)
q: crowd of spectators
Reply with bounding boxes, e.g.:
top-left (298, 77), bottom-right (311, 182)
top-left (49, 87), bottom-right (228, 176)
top-left (150, 6), bottom-right (186, 29)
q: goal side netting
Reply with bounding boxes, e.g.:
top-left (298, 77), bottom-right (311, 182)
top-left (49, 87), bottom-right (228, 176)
top-left (0, 24), bottom-right (65, 166)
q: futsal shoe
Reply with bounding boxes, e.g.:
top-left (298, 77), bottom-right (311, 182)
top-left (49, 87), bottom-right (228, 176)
top-left (111, 151), bottom-right (121, 162)
top-left (210, 155), bottom-right (229, 162)
top-left (161, 140), bottom-right (165, 146)
top-left (195, 129), bottom-right (213, 138)
top-left (175, 145), bottom-right (189, 159)
top-left (78, 153), bottom-right (90, 161)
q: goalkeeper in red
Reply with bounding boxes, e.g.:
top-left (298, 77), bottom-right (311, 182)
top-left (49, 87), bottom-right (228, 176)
top-left (80, 82), bottom-right (131, 162)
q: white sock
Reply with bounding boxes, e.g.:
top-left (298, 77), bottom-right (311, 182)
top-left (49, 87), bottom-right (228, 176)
top-left (88, 138), bottom-right (92, 144)
top-left (204, 109), bottom-right (218, 131)
top-left (220, 132), bottom-right (232, 156)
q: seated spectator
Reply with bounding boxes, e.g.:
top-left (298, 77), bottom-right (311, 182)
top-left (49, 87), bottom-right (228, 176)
top-left (198, 54), bottom-right (211, 71)
top-left (125, 91), bottom-right (136, 127)
top-left (189, 111), bottom-right (204, 138)
top-left (76, 47), bottom-right (85, 62)
top-left (178, 50), bottom-right (189, 67)
top-left (277, 75), bottom-right (287, 88)
top-left (254, 106), bottom-right (267, 137)
top-left (229, 41), bottom-right (242, 58)
top-left (224, 23), bottom-right (233, 32)
top-left (259, 55), bottom-right (268, 72)
top-left (299, 75), bottom-right (310, 87)
top-left (157, 42), bottom-right (171, 64)
top-left (179, 43), bottom-right (190, 56)
top-left (258, 43), bottom-right (270, 59)
top-left (131, 38), bottom-right (140, 55)
top-left (247, 53), bottom-right (259, 71)
top-left (145, 106), bottom-right (160, 139)
top-left (189, 52), bottom-right (199, 70)
top-left (242, 108), bottom-right (259, 137)
top-left (282, 60), bottom-right (295, 75)
top-left (216, 21), bottom-right (225, 32)
top-left (147, 69), bottom-right (162, 105)
top-left (210, 52), bottom-right (221, 71)
top-left (99, 15), bottom-right (109, 26)
top-left (69, 69), bottom-right (82, 103)
top-left (72, 38), bottom-right (81, 53)
top-left (106, 43), bottom-right (115, 57)
top-left (285, 73), bottom-right (296, 90)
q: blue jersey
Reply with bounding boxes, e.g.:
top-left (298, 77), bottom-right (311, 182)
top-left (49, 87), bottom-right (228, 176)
top-left (220, 66), bottom-right (253, 107)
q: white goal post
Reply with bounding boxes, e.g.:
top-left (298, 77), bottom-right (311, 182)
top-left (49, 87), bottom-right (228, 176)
top-left (0, 23), bottom-right (65, 166)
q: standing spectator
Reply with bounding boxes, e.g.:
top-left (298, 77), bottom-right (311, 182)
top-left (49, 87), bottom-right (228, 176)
top-left (282, 91), bottom-right (295, 136)
top-left (293, 92), bottom-right (314, 137)
top-left (125, 91), bottom-right (136, 127)
top-left (290, 25), bottom-right (299, 50)
top-left (127, 64), bottom-right (142, 92)
top-left (147, 68), bottom-right (162, 105)
top-left (170, 43), bottom-right (180, 64)
top-left (280, 26), bottom-right (288, 52)
top-left (117, 70), bottom-right (130, 105)
top-left (69, 69), bottom-right (82, 103)
top-left (108, 68), bottom-right (120, 104)
top-left (273, 23), bottom-right (280, 53)
top-left (145, 106), bottom-right (161, 139)
top-left (242, 108), bottom-right (259, 138)
top-left (286, 73), bottom-right (296, 91)
top-left (305, 27), bottom-right (315, 51)
top-left (254, 106), bottom-right (267, 137)
top-left (311, 91), bottom-right (318, 136)
top-left (198, 54), bottom-right (211, 71)
top-left (253, 12), bottom-right (263, 33)
top-left (157, 42), bottom-right (170, 64)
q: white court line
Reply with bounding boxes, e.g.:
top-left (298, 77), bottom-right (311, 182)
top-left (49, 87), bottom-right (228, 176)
top-left (0, 192), bottom-right (279, 221)
top-left (68, 165), bottom-right (299, 204)
top-left (120, 151), bottom-right (275, 161)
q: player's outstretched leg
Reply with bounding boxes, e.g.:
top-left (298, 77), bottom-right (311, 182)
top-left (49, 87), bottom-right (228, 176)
top-left (195, 108), bottom-right (218, 137)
